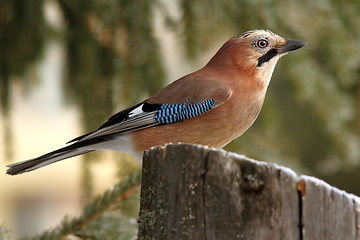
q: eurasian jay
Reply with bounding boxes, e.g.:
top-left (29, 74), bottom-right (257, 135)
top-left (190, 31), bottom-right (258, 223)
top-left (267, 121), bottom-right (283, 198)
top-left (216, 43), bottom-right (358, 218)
top-left (6, 29), bottom-right (305, 175)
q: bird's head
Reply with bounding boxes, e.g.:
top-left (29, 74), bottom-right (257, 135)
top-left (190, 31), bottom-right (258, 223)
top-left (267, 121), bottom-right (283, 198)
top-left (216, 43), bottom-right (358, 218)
top-left (207, 29), bottom-right (305, 89)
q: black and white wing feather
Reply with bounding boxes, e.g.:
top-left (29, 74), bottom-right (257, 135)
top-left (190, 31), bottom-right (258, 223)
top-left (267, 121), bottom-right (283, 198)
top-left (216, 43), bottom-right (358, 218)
top-left (69, 99), bottom-right (218, 143)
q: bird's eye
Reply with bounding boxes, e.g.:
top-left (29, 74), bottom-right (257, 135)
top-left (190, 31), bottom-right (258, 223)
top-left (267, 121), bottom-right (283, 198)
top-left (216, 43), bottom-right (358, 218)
top-left (256, 39), bottom-right (269, 48)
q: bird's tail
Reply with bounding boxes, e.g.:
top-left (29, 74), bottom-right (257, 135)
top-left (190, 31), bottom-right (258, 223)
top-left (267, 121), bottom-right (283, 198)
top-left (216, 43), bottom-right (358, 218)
top-left (6, 145), bottom-right (93, 175)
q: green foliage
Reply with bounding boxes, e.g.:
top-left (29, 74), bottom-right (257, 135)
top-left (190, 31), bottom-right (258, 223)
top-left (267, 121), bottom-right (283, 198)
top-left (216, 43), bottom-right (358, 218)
top-left (74, 213), bottom-right (138, 240)
top-left (0, 0), bottom-right (45, 113)
top-left (20, 170), bottom-right (141, 240)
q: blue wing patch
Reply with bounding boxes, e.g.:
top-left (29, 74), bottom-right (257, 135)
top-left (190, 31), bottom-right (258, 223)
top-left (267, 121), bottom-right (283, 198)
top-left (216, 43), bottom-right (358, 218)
top-left (154, 99), bottom-right (217, 124)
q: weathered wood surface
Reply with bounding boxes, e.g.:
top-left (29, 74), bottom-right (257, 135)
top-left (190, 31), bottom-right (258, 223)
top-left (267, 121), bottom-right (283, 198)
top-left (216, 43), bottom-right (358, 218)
top-left (138, 143), bottom-right (360, 240)
top-left (298, 176), bottom-right (360, 240)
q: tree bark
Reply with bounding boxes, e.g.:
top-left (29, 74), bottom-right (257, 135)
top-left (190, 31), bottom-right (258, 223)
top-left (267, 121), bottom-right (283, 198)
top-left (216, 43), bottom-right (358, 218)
top-left (138, 143), bottom-right (360, 240)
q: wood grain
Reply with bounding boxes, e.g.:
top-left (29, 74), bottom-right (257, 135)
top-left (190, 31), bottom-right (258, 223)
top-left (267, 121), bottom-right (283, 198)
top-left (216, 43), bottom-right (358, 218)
top-left (138, 143), bottom-right (360, 240)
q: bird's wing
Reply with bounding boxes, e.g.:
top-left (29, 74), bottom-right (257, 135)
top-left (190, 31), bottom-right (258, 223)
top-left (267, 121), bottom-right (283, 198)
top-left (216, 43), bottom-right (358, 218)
top-left (69, 79), bottom-right (232, 143)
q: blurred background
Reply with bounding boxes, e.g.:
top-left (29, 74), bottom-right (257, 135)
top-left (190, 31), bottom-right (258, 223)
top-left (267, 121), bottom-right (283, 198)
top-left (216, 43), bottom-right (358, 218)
top-left (1, 0), bottom-right (360, 238)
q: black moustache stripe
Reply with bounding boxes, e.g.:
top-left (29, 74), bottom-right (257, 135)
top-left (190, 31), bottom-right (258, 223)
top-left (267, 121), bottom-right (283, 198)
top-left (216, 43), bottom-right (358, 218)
top-left (257, 49), bottom-right (278, 67)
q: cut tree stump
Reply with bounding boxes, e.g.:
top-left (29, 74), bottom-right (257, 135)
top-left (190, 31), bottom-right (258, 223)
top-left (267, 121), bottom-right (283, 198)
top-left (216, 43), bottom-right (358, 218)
top-left (137, 143), bottom-right (360, 240)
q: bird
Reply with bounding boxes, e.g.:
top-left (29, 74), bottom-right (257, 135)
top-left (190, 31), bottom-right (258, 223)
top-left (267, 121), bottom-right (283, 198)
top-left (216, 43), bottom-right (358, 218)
top-left (6, 29), bottom-right (305, 175)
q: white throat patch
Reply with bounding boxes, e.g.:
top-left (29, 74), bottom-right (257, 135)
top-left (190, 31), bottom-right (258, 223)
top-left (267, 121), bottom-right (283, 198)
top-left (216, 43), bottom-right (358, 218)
top-left (257, 55), bottom-right (281, 88)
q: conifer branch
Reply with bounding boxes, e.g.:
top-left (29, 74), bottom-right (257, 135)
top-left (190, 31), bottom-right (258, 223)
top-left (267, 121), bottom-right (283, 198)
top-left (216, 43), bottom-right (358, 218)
top-left (21, 170), bottom-right (141, 240)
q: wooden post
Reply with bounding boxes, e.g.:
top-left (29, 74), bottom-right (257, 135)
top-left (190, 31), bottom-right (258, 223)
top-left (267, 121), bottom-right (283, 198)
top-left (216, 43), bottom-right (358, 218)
top-left (138, 143), bottom-right (360, 240)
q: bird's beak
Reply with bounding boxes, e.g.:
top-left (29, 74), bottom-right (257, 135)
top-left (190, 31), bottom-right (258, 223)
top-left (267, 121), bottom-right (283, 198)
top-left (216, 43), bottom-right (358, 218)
top-left (277, 40), bottom-right (306, 54)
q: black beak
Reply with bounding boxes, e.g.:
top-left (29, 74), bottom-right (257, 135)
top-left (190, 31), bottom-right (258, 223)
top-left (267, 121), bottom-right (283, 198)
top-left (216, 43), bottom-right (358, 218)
top-left (277, 40), bottom-right (306, 54)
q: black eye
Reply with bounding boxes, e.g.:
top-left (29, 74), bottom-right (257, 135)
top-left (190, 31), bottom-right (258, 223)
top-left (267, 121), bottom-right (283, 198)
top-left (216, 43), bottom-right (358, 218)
top-left (256, 39), bottom-right (269, 48)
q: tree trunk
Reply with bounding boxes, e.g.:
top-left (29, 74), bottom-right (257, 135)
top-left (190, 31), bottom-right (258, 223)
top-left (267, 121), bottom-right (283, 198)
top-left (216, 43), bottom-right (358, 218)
top-left (138, 143), bottom-right (360, 240)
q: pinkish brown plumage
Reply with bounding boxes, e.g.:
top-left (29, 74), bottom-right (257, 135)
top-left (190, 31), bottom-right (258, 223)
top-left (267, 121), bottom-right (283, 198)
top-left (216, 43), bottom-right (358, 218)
top-left (6, 30), bottom-right (305, 175)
